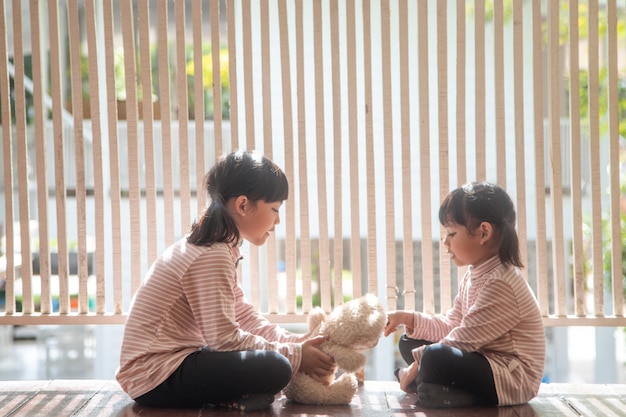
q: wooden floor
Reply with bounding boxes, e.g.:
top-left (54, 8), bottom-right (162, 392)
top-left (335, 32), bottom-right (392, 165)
top-left (0, 380), bottom-right (625, 417)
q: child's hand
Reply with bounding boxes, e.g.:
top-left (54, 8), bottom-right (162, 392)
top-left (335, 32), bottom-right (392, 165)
top-left (299, 335), bottom-right (337, 385)
top-left (384, 310), bottom-right (415, 336)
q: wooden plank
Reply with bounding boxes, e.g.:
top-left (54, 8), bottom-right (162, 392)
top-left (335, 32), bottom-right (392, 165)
top-left (381, 0), bottom-right (397, 312)
top-left (0, 313), bottom-right (128, 325)
top-left (400, 0), bottom-right (415, 312)
top-left (362, 0), bottom-right (375, 299)
top-left (1, 380), bottom-right (626, 417)
top-left (417, 0), bottom-right (434, 315)
top-left (4, 313), bottom-right (626, 327)
top-left (0, 381), bottom-right (50, 415)
top-left (2, 380), bottom-right (105, 417)
top-left (555, 384), bottom-right (626, 417)
top-left (543, 316), bottom-right (626, 327)
top-left (68, 380), bottom-right (135, 417)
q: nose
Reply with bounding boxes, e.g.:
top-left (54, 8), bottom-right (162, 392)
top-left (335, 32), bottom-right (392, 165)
top-left (275, 213), bottom-right (281, 225)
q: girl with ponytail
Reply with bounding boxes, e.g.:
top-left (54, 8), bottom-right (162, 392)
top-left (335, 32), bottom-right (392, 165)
top-left (384, 182), bottom-right (545, 409)
top-left (117, 150), bottom-right (335, 411)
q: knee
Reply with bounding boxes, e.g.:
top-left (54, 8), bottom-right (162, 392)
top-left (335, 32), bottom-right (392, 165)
top-left (398, 335), bottom-right (432, 365)
top-left (420, 343), bottom-right (458, 373)
top-left (267, 351), bottom-right (293, 385)
top-left (421, 343), bottom-right (446, 362)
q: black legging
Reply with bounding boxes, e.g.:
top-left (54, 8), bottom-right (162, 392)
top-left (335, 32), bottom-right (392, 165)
top-left (399, 334), bottom-right (498, 406)
top-left (134, 347), bottom-right (293, 408)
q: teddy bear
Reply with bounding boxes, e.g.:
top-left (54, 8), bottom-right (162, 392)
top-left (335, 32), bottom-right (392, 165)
top-left (283, 293), bottom-right (386, 405)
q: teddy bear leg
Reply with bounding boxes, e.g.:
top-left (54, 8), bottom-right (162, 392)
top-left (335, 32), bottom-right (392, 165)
top-left (355, 367), bottom-right (365, 384)
top-left (328, 372), bottom-right (359, 404)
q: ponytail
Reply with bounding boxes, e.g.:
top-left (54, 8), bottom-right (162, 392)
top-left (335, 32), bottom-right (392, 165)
top-left (497, 219), bottom-right (522, 268)
top-left (188, 196), bottom-right (239, 246)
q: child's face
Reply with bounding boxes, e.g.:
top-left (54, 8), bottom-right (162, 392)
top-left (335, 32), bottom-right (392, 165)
top-left (237, 199), bottom-right (283, 246)
top-left (441, 223), bottom-right (491, 267)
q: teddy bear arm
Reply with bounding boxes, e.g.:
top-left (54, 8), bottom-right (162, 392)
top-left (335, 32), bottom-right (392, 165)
top-left (325, 344), bottom-right (367, 372)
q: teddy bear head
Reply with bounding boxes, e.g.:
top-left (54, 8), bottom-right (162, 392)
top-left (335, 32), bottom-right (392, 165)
top-left (318, 293), bottom-right (386, 351)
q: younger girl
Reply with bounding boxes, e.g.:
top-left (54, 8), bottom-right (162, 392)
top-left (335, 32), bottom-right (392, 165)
top-left (384, 182), bottom-right (545, 408)
top-left (116, 150), bottom-right (336, 410)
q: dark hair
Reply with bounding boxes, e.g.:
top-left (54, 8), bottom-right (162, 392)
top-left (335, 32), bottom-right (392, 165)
top-left (438, 181), bottom-right (522, 268)
top-left (187, 150), bottom-right (289, 246)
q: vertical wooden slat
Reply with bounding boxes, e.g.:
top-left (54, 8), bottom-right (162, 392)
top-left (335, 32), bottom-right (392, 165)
top-left (227, 0), bottom-right (239, 150)
top-left (399, 0), bottom-right (415, 311)
top-left (587, 0), bottom-right (604, 317)
top-left (568, 0), bottom-right (585, 316)
top-left (532, 0), bottom-right (549, 316)
top-left (418, 0), bottom-right (434, 314)
top-left (312, 0), bottom-right (331, 312)
top-left (210, 0), bottom-right (221, 162)
top-left (346, 1), bottom-right (360, 297)
top-left (436, 0), bottom-right (450, 312)
top-left (277, 0), bottom-right (297, 314)
top-left (548, 0), bottom-right (566, 317)
top-left (381, 0), bottom-right (396, 312)
top-left (12, 0), bottom-right (33, 314)
top-left (194, 0), bottom-right (206, 215)
top-left (474, 0), bottom-right (485, 181)
top-left (513, 0), bottom-right (528, 279)
top-left (240, 0), bottom-right (260, 308)
top-left (362, 0), bottom-right (375, 299)
top-left (226, 0), bottom-right (242, 292)
top-left (157, 1), bottom-right (175, 246)
top-left (85, 0), bottom-right (106, 314)
top-left (102, 0), bottom-right (123, 314)
top-left (120, 0), bottom-right (142, 296)
top-left (0, 0), bottom-right (15, 315)
top-left (329, 0), bottom-right (344, 306)
top-left (454, 1), bottom-right (469, 287)
top-left (175, 0), bottom-right (191, 236)
top-left (138, 0), bottom-right (158, 265)
top-left (607, 0), bottom-right (624, 317)
top-left (29, 0), bottom-right (51, 314)
top-left (295, 0), bottom-right (312, 312)
top-left (67, 0), bottom-right (89, 314)
top-left (456, 0), bottom-right (466, 185)
top-left (242, 0), bottom-right (254, 152)
top-left (494, 0), bottom-right (506, 185)
top-left (260, 0), bottom-right (278, 314)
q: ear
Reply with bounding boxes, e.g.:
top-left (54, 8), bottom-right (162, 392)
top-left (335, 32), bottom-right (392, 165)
top-left (233, 195), bottom-right (250, 216)
top-left (478, 222), bottom-right (494, 245)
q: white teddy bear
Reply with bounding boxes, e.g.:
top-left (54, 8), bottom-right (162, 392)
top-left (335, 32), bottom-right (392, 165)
top-left (284, 293), bottom-right (386, 405)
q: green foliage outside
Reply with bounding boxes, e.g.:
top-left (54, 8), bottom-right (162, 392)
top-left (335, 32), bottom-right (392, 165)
top-left (185, 44), bottom-right (230, 120)
top-left (87, 42), bottom-right (230, 120)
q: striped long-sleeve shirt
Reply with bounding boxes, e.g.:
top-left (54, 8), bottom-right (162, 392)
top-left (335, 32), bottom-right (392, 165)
top-left (116, 238), bottom-right (305, 400)
top-left (407, 255), bottom-right (545, 406)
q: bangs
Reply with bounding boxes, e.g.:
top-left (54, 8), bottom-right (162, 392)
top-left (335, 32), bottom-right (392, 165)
top-left (263, 169), bottom-right (289, 202)
top-left (438, 189), bottom-right (467, 227)
top-left (252, 157), bottom-right (289, 203)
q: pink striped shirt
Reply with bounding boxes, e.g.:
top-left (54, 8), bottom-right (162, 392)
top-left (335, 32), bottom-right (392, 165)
top-left (407, 256), bottom-right (545, 406)
top-left (116, 238), bottom-right (305, 399)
